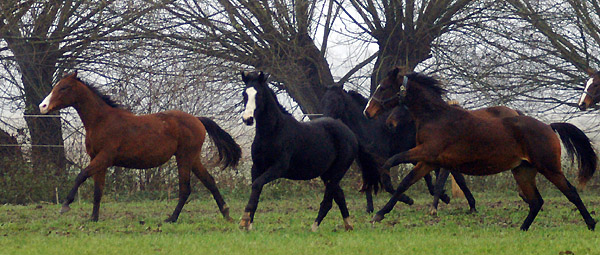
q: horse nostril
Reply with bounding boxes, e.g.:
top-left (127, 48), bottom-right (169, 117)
top-left (242, 116), bottom-right (254, 125)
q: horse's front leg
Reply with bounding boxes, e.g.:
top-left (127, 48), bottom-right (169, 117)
top-left (240, 163), bottom-right (286, 230)
top-left (372, 162), bottom-right (436, 223)
top-left (61, 152), bottom-right (112, 220)
top-left (381, 147), bottom-right (427, 169)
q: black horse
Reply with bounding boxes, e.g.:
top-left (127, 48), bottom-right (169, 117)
top-left (239, 71), bottom-right (380, 231)
top-left (321, 86), bottom-right (476, 214)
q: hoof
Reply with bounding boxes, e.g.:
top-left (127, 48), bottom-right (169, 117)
top-left (429, 207), bottom-right (438, 216)
top-left (311, 222), bottom-right (319, 232)
top-left (587, 219), bottom-right (596, 231)
top-left (440, 194), bottom-right (451, 204)
top-left (468, 208), bottom-right (478, 214)
top-left (239, 220), bottom-right (253, 231)
top-left (59, 205), bottom-right (71, 214)
top-left (164, 217), bottom-right (177, 223)
top-left (239, 212), bottom-right (252, 231)
top-left (343, 218), bottom-right (354, 231)
top-left (371, 213), bottom-right (384, 224)
top-left (222, 205), bottom-right (234, 222)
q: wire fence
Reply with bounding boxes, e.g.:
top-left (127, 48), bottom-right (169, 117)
top-left (0, 113), bottom-right (325, 148)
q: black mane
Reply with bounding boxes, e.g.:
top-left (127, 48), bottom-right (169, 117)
top-left (266, 86), bottom-right (291, 116)
top-left (406, 73), bottom-right (447, 96)
top-left (76, 77), bottom-right (120, 108)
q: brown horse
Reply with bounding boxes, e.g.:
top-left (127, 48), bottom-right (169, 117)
top-left (386, 102), bottom-right (523, 215)
top-left (365, 67), bottom-right (597, 230)
top-left (39, 72), bottom-right (241, 222)
top-left (578, 70), bottom-right (600, 110)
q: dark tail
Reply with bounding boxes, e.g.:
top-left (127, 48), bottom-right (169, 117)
top-left (356, 143), bottom-right (382, 194)
top-left (198, 117), bottom-right (242, 169)
top-left (551, 122), bottom-right (597, 186)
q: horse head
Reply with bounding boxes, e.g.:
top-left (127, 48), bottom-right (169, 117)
top-left (39, 72), bottom-right (83, 114)
top-left (364, 66), bottom-right (410, 119)
top-left (240, 71), bottom-right (271, 125)
top-left (321, 85), bottom-right (346, 119)
top-left (578, 69), bottom-right (600, 111)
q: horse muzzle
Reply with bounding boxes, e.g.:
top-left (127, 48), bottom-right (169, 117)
top-left (242, 116), bottom-right (254, 126)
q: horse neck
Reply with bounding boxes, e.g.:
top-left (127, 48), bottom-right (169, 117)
top-left (254, 92), bottom-right (288, 135)
top-left (405, 85), bottom-right (451, 121)
top-left (72, 88), bottom-right (114, 129)
top-left (343, 96), bottom-right (382, 140)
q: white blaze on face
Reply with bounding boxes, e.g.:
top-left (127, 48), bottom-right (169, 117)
top-left (242, 87), bottom-right (257, 120)
top-left (364, 84), bottom-right (381, 117)
top-left (579, 78), bottom-right (594, 106)
top-left (39, 91), bottom-right (53, 114)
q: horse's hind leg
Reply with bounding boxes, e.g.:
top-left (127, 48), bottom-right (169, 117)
top-left (192, 159), bottom-right (232, 222)
top-left (91, 171), bottom-right (107, 222)
top-left (365, 186), bottom-right (374, 213)
top-left (511, 165), bottom-right (543, 231)
top-left (331, 182), bottom-right (353, 231)
top-left (313, 181), bottom-right (335, 232)
top-left (425, 171), bottom-right (451, 204)
top-left (429, 169), bottom-right (450, 216)
top-left (541, 171), bottom-right (596, 230)
top-left (450, 170), bottom-right (477, 213)
top-left (165, 157), bottom-right (192, 223)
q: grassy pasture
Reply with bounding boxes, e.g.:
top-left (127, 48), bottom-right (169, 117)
top-left (1, 183), bottom-right (599, 255)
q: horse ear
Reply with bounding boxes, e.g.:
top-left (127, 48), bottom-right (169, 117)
top-left (259, 72), bottom-right (269, 83)
top-left (390, 67), bottom-right (400, 80)
top-left (585, 67), bottom-right (596, 76)
top-left (241, 71), bottom-right (248, 83)
top-left (72, 71), bottom-right (77, 78)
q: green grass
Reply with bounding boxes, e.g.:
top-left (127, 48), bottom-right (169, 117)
top-left (1, 187), bottom-right (599, 255)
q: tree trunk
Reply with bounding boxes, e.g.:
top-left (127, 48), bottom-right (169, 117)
top-left (13, 46), bottom-right (66, 176)
top-left (370, 34), bottom-right (433, 93)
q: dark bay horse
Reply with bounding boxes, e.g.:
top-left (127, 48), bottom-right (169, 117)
top-left (39, 72), bottom-right (241, 222)
top-left (321, 86), bottom-right (464, 214)
top-left (364, 68), bottom-right (597, 230)
top-left (239, 71), bottom-right (380, 231)
top-left (386, 102), bottom-right (522, 215)
top-left (578, 70), bottom-right (600, 110)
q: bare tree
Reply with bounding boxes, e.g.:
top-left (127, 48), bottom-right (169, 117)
top-left (0, 0), bottom-right (157, 175)
top-left (336, 0), bottom-right (485, 92)
top-left (156, 0), bottom-right (348, 114)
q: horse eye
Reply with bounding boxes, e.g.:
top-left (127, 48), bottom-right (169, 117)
top-left (59, 86), bottom-right (69, 91)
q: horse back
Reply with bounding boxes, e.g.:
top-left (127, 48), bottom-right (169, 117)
top-left (88, 109), bottom-right (205, 169)
top-left (252, 117), bottom-right (357, 180)
top-left (416, 111), bottom-right (525, 173)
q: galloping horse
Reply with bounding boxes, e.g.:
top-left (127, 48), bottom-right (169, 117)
top-left (578, 70), bottom-right (600, 110)
top-left (239, 71), bottom-right (380, 231)
top-left (386, 102), bottom-right (522, 214)
top-left (321, 86), bottom-right (463, 214)
top-left (364, 67), bottom-right (597, 230)
top-left (39, 72), bottom-right (241, 222)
